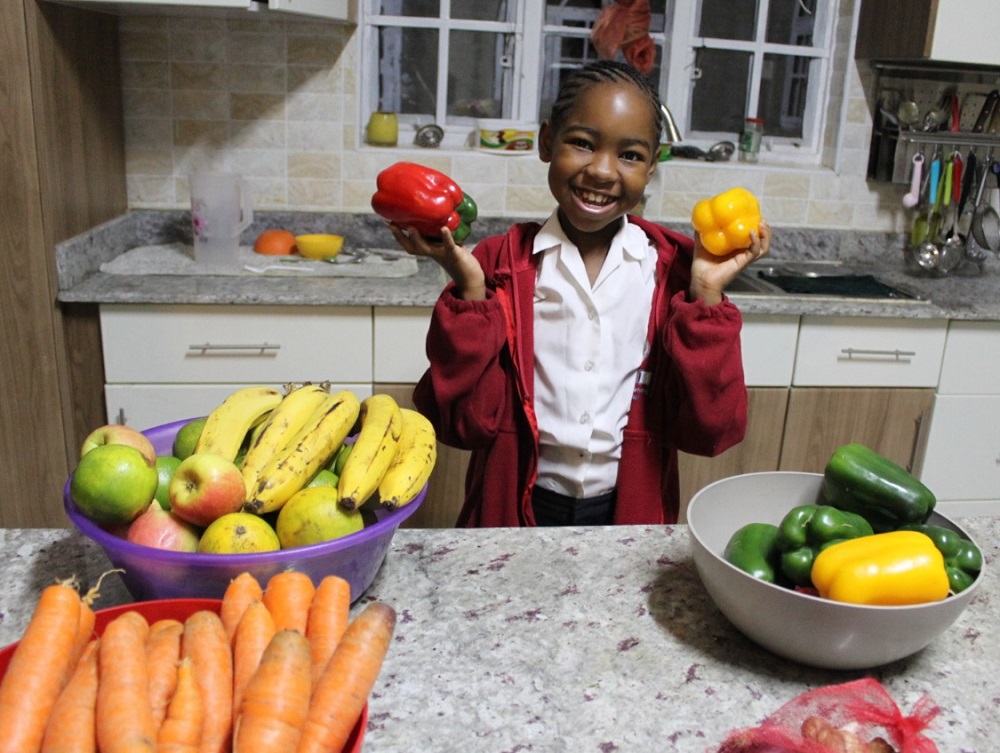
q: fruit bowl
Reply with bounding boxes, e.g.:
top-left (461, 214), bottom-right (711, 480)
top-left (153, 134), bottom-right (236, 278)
top-left (687, 472), bottom-right (984, 670)
top-left (65, 419), bottom-right (426, 602)
top-left (0, 598), bottom-right (365, 753)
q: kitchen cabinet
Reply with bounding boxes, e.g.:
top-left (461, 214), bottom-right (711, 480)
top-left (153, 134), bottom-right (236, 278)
top-left (855, 0), bottom-right (1000, 66)
top-left (917, 321), bottom-right (1000, 516)
top-left (42, 0), bottom-right (356, 23)
top-left (99, 304), bottom-right (374, 429)
top-left (1, 1), bottom-right (125, 528)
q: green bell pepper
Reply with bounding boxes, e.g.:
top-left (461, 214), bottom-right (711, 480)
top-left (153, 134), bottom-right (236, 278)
top-left (775, 504), bottom-right (874, 587)
top-left (899, 523), bottom-right (983, 593)
top-left (723, 522), bottom-right (781, 584)
top-left (821, 443), bottom-right (936, 533)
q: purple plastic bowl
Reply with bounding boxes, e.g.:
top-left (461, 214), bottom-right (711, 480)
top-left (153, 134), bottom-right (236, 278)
top-left (64, 418), bottom-right (426, 602)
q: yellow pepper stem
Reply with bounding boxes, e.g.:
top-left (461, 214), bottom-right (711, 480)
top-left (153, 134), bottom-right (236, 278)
top-left (811, 530), bottom-right (950, 606)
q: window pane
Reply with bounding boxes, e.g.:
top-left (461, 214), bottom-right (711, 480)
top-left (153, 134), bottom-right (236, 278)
top-left (758, 53), bottom-right (810, 138)
top-left (698, 0), bottom-right (757, 41)
top-left (452, 0), bottom-right (513, 22)
top-left (544, 0), bottom-right (602, 27)
top-left (690, 48), bottom-right (750, 134)
top-left (765, 0), bottom-right (817, 45)
top-left (447, 31), bottom-right (510, 119)
top-left (380, 27), bottom-right (438, 115)
top-left (373, 0), bottom-right (438, 17)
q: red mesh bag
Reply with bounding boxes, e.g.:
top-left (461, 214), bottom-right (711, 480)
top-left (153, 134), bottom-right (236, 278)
top-left (590, 0), bottom-right (655, 74)
top-left (714, 679), bottom-right (939, 753)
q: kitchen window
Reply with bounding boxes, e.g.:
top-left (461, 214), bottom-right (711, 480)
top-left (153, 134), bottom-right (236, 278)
top-left (360, 0), bottom-right (837, 161)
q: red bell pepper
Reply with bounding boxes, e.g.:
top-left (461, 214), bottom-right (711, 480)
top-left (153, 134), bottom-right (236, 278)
top-left (371, 162), bottom-right (478, 242)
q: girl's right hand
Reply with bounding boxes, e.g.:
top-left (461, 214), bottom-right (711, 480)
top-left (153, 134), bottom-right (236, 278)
top-left (388, 224), bottom-right (487, 301)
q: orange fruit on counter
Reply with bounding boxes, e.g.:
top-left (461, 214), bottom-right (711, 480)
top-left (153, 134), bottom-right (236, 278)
top-left (254, 229), bottom-right (297, 256)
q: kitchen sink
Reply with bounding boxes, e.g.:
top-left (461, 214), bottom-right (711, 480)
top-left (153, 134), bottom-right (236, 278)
top-left (727, 260), bottom-right (928, 302)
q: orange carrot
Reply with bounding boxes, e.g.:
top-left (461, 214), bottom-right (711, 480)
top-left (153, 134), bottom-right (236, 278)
top-left (304, 575), bottom-right (350, 690)
top-left (295, 601), bottom-right (397, 753)
top-left (220, 572), bottom-right (264, 643)
top-left (40, 639), bottom-right (100, 753)
top-left (263, 571), bottom-right (315, 634)
top-left (0, 579), bottom-right (85, 753)
top-left (231, 600), bottom-right (276, 714)
top-left (155, 657), bottom-right (203, 753)
top-left (146, 620), bottom-right (184, 733)
top-left (97, 610), bottom-right (156, 753)
top-left (181, 610), bottom-right (233, 753)
top-left (233, 630), bottom-right (312, 753)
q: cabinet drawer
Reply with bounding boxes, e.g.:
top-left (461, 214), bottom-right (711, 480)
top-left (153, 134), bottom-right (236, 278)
top-left (918, 395), bottom-right (1000, 502)
top-left (105, 383), bottom-right (373, 431)
top-left (373, 307), bottom-right (432, 383)
top-left (100, 304), bottom-right (373, 384)
top-left (938, 321), bottom-right (1000, 395)
top-left (792, 316), bottom-right (946, 387)
top-left (741, 314), bottom-right (798, 386)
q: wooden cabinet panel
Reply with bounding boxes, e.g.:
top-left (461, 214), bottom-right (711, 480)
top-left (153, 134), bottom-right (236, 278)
top-left (678, 388), bottom-right (789, 522)
top-left (778, 388), bottom-right (935, 474)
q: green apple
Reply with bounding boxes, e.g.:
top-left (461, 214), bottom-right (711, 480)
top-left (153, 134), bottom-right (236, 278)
top-left (307, 469), bottom-right (339, 489)
top-left (70, 444), bottom-right (159, 525)
top-left (154, 455), bottom-right (182, 510)
top-left (172, 417), bottom-right (207, 461)
top-left (275, 486), bottom-right (363, 549)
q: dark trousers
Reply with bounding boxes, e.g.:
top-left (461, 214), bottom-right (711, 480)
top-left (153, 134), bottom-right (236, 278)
top-left (531, 485), bottom-right (617, 526)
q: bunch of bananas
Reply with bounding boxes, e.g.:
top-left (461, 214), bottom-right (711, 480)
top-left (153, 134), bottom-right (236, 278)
top-left (194, 384), bottom-right (436, 516)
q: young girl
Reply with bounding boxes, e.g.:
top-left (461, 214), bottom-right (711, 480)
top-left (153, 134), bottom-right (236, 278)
top-left (389, 60), bottom-right (771, 527)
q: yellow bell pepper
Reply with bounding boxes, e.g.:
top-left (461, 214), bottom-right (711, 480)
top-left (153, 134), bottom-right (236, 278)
top-left (811, 531), bottom-right (950, 606)
top-left (690, 187), bottom-right (761, 256)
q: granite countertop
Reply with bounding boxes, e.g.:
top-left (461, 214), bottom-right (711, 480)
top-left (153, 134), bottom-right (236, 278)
top-left (55, 211), bottom-right (1000, 321)
top-left (2, 522), bottom-right (997, 751)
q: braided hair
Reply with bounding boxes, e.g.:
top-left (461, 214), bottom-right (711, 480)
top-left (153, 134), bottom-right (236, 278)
top-left (547, 60), bottom-right (664, 146)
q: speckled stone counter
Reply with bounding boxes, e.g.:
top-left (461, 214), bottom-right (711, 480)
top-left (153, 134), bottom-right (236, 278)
top-left (2, 523), bottom-right (998, 751)
top-left (55, 211), bottom-right (1000, 321)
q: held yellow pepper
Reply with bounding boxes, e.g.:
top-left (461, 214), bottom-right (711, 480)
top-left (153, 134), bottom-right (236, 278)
top-left (811, 531), bottom-right (950, 606)
top-left (690, 187), bottom-right (761, 256)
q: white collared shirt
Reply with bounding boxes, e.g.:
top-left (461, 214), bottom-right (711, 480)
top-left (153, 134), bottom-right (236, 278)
top-left (531, 212), bottom-right (656, 498)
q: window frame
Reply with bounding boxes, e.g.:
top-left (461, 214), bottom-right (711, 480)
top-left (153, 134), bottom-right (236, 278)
top-left (359, 0), bottom-right (839, 163)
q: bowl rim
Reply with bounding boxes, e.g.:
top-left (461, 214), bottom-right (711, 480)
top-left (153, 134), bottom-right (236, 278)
top-left (64, 418), bottom-right (426, 564)
top-left (687, 470), bottom-right (986, 611)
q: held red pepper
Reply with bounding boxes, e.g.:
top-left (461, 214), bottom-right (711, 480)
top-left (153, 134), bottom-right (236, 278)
top-left (370, 162), bottom-right (478, 242)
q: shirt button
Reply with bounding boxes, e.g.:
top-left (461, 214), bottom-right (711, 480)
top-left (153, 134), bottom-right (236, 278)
top-left (584, 361), bottom-right (594, 371)
top-left (579, 412), bottom-right (590, 425)
top-left (588, 308), bottom-right (597, 320)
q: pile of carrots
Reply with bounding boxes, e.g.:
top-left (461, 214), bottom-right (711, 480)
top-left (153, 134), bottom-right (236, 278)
top-left (0, 570), bottom-right (396, 753)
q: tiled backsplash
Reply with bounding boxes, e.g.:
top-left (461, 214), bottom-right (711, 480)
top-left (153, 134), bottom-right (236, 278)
top-left (119, 3), bottom-right (909, 235)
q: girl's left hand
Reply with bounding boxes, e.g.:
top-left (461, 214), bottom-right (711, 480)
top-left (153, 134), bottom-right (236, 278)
top-left (689, 218), bottom-right (771, 306)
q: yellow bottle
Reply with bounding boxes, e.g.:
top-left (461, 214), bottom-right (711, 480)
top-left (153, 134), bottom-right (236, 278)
top-left (366, 111), bottom-right (398, 147)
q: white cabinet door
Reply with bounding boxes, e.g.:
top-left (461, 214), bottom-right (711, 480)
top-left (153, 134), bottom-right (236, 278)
top-left (105, 383), bottom-right (373, 431)
top-left (43, 0), bottom-right (356, 22)
top-left (918, 395), bottom-right (1000, 506)
top-left (101, 304), bottom-right (373, 384)
top-left (373, 307), bottom-right (432, 384)
top-left (938, 321), bottom-right (1000, 395)
top-left (741, 314), bottom-right (798, 387)
top-left (929, 0), bottom-right (1000, 66)
top-left (792, 316), bottom-right (947, 387)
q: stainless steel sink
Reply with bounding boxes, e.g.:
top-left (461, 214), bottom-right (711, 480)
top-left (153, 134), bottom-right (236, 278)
top-left (727, 260), bottom-right (928, 303)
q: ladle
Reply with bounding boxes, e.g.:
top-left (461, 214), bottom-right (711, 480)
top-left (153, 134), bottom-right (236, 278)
top-left (902, 153), bottom-right (924, 208)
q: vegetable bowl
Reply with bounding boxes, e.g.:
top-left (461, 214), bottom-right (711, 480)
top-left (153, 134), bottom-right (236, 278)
top-left (687, 472), bottom-right (984, 670)
top-left (64, 419), bottom-right (426, 603)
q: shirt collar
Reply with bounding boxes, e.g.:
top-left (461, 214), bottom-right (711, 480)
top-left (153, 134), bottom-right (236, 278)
top-left (532, 212), bottom-right (650, 262)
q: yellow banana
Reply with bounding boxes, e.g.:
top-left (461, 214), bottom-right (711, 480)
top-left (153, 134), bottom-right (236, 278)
top-left (246, 390), bottom-right (361, 514)
top-left (338, 394), bottom-right (403, 510)
top-left (195, 385), bottom-right (284, 462)
top-left (240, 381), bottom-right (332, 498)
top-left (377, 408), bottom-right (437, 509)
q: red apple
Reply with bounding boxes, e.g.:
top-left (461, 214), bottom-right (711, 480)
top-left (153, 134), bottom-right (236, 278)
top-left (126, 501), bottom-right (201, 552)
top-left (81, 424), bottom-right (156, 466)
top-left (168, 452), bottom-right (246, 526)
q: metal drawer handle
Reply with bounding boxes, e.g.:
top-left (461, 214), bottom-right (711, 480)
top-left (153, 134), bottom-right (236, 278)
top-left (187, 343), bottom-right (281, 356)
top-left (838, 347), bottom-right (916, 363)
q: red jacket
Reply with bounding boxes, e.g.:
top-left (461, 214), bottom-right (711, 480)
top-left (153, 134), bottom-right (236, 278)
top-left (413, 216), bottom-right (748, 527)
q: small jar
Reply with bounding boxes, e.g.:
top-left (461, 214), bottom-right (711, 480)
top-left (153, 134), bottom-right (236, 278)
top-left (739, 117), bottom-right (764, 163)
top-left (366, 111), bottom-right (399, 147)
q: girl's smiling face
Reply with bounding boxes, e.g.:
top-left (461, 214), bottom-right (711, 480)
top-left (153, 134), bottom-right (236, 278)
top-left (539, 81), bottom-right (660, 250)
